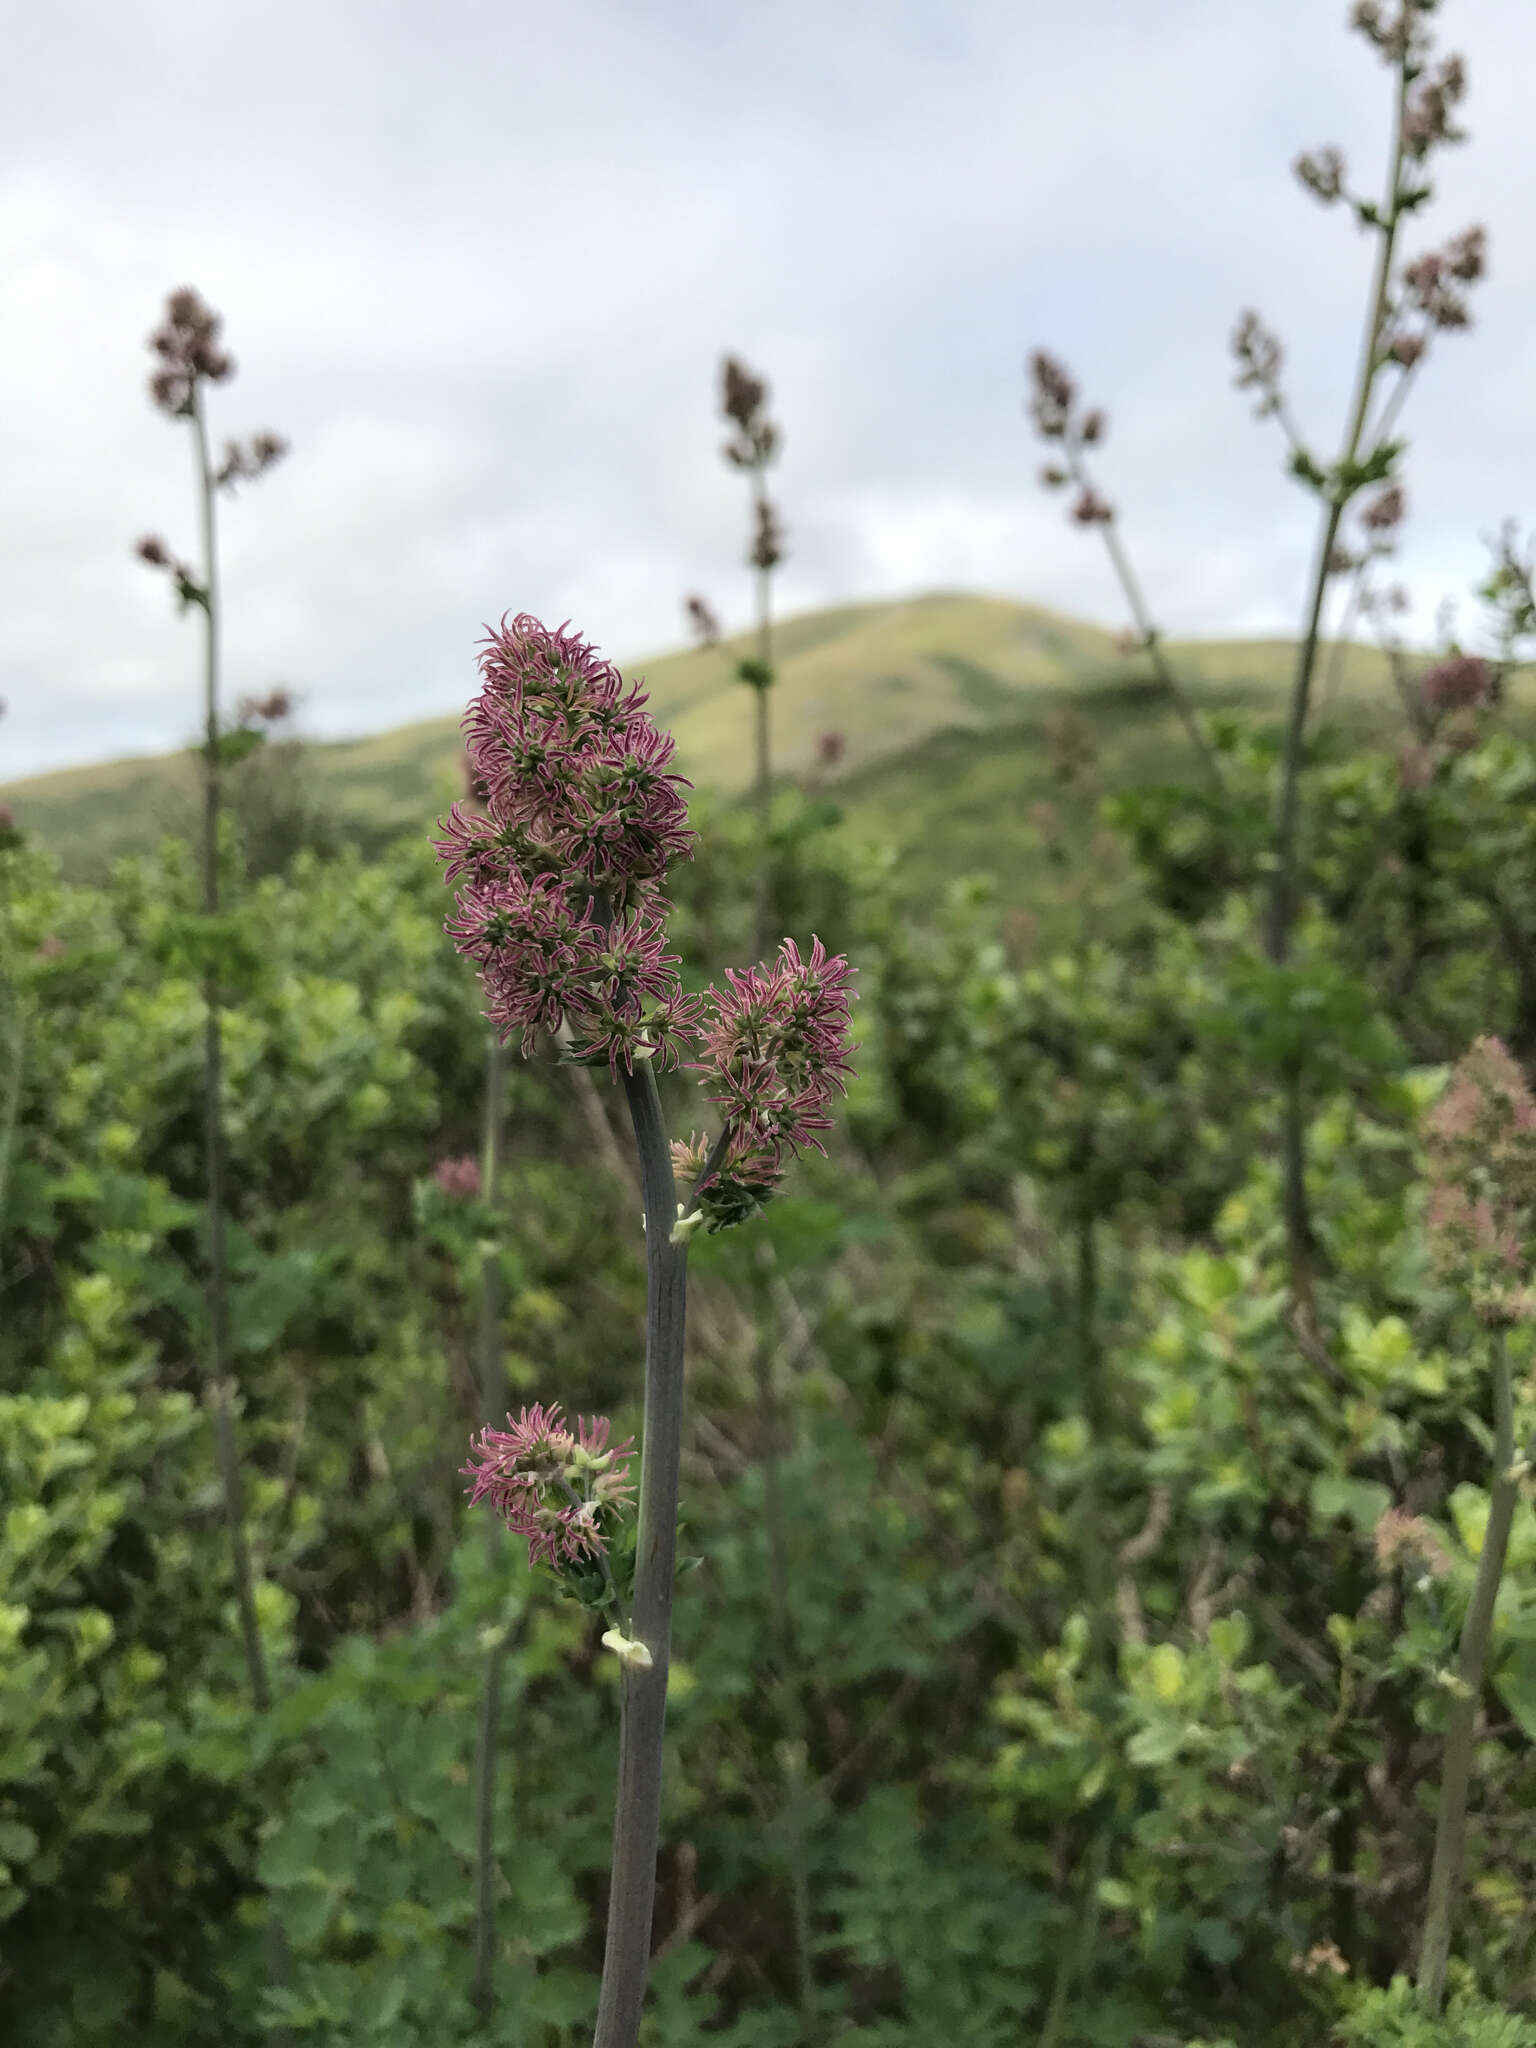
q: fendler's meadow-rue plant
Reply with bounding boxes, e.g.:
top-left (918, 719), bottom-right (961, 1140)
top-left (1415, 1035), bottom-right (1536, 2014)
top-left (720, 354), bottom-right (785, 867)
top-left (135, 287), bottom-right (287, 1718)
top-left (1236, 0), bottom-right (1484, 1319)
top-left (435, 613), bottom-right (856, 2048)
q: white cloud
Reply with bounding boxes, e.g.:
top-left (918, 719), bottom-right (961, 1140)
top-left (1, 0), bottom-right (1532, 778)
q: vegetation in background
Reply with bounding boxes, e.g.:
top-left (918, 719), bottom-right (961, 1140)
top-left (3, 4), bottom-right (1536, 2045)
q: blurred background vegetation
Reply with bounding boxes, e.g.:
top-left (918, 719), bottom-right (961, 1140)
top-left (4, 597), bottom-right (1536, 2044)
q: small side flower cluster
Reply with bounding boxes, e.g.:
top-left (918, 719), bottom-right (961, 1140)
top-left (463, 1402), bottom-right (635, 1570)
top-left (684, 593), bottom-right (722, 648)
top-left (435, 616), bottom-right (701, 1071)
top-left (434, 1155), bottom-right (482, 1200)
top-left (1028, 350), bottom-right (1112, 526)
top-left (677, 935), bottom-right (857, 1231)
top-left (1422, 1035), bottom-right (1536, 1326)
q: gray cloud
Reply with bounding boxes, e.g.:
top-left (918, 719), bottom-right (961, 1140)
top-left (2, 0), bottom-right (1532, 779)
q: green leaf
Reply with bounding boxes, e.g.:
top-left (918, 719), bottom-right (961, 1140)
top-left (1495, 1642), bottom-right (1536, 1743)
top-left (1310, 1473), bottom-right (1392, 1536)
top-left (215, 728), bottom-right (266, 768)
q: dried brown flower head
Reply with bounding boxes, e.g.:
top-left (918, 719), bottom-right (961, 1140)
top-left (684, 593), bottom-right (722, 647)
top-left (1402, 52), bottom-right (1468, 159)
top-left (1294, 146), bottom-right (1346, 203)
top-left (1070, 485), bottom-right (1113, 526)
top-left (1401, 224), bottom-right (1488, 331)
top-left (236, 688), bottom-right (293, 726)
top-left (1386, 330), bottom-right (1426, 368)
top-left (1026, 350), bottom-right (1076, 439)
top-left (1359, 483), bottom-right (1406, 533)
top-left (215, 433), bottom-right (290, 491)
top-left (750, 497), bottom-right (784, 570)
top-left (721, 355), bottom-right (780, 470)
top-left (146, 285), bottom-right (234, 415)
top-left (1230, 309), bottom-right (1285, 419)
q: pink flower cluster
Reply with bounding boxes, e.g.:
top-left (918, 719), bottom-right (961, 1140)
top-left (435, 616), bottom-right (702, 1070)
top-left (462, 1402), bottom-right (635, 1568)
top-left (1423, 1035), bottom-right (1536, 1325)
top-left (680, 936), bottom-right (857, 1224)
top-left (1420, 652), bottom-right (1493, 715)
top-left (433, 1155), bottom-right (481, 1200)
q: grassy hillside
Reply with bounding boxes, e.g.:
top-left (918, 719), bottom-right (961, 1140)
top-left (0, 588), bottom-right (1435, 885)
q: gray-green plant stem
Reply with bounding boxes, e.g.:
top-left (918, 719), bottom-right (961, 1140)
top-left (751, 1248), bottom-right (816, 2038)
top-left (190, 386), bottom-right (271, 1719)
top-left (1070, 452), bottom-right (1225, 797)
top-left (752, 473), bottom-right (774, 840)
top-left (471, 1033), bottom-right (509, 2024)
top-left (1263, 51), bottom-right (1410, 1315)
top-left (1317, 557), bottom-right (1372, 720)
top-left (751, 470), bottom-right (775, 962)
top-left (591, 1061), bottom-right (690, 2048)
top-left (1037, 1821), bottom-right (1111, 2048)
top-left (1416, 1326), bottom-right (1524, 2013)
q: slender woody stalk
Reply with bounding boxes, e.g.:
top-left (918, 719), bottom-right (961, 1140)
top-left (736, 416), bottom-right (814, 2019)
top-left (190, 385), bottom-right (270, 1715)
top-left (1071, 453), bottom-right (1224, 796)
top-left (1416, 1329), bottom-right (1525, 2012)
top-left (592, 1063), bottom-right (690, 2048)
top-left (751, 1249), bottom-right (817, 2037)
top-left (1263, 51), bottom-right (1411, 1312)
top-left (752, 472), bottom-right (774, 851)
top-left (471, 1036), bottom-right (509, 2021)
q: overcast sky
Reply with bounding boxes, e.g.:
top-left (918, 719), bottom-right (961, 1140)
top-left (2, 0), bottom-right (1532, 781)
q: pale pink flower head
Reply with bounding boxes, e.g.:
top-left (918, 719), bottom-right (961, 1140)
top-left (1374, 1507), bottom-right (1452, 1579)
top-left (1420, 652), bottom-right (1493, 716)
top-left (433, 1155), bottom-right (481, 1200)
top-left (462, 1401), bottom-right (636, 1569)
top-left (1423, 1035), bottom-right (1536, 1324)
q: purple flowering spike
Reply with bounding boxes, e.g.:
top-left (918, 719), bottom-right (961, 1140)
top-left (435, 615), bottom-right (699, 1070)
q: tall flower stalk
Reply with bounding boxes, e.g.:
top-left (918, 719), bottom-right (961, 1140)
top-left (1414, 1036), bottom-right (1536, 2013)
top-left (720, 354), bottom-right (785, 922)
top-left (1230, 0), bottom-right (1484, 1315)
top-left (135, 287), bottom-right (287, 1714)
top-left (469, 1029), bottom-right (509, 2021)
top-left (1026, 351), bottom-right (1225, 795)
top-left (436, 615), bottom-right (855, 2046)
top-left (717, 359), bottom-right (818, 2020)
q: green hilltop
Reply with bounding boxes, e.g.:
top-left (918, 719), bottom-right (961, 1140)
top-left (0, 589), bottom-right (1429, 888)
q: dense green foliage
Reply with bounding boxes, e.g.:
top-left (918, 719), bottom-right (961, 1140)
top-left (2, 660), bottom-right (1535, 2044)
